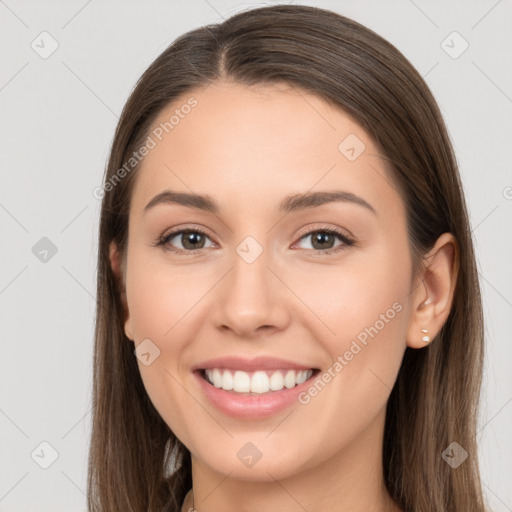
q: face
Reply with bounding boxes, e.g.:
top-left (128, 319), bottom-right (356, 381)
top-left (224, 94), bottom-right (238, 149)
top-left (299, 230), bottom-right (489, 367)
top-left (119, 80), bottom-right (416, 482)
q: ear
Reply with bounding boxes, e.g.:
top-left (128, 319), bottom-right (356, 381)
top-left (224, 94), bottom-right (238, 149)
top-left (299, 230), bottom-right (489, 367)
top-left (406, 232), bottom-right (459, 348)
top-left (109, 241), bottom-right (134, 342)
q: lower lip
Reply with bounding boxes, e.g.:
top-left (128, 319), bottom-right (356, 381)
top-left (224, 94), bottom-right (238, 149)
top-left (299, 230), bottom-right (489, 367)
top-left (193, 370), bottom-right (318, 420)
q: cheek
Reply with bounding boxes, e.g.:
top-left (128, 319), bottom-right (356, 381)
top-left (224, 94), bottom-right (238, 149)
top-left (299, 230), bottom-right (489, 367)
top-left (300, 268), bottom-right (409, 445)
top-left (125, 250), bottom-right (211, 342)
top-left (124, 250), bottom-right (221, 443)
top-left (289, 246), bottom-right (410, 352)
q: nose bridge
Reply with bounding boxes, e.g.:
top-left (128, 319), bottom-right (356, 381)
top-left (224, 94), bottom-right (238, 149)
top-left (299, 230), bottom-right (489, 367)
top-left (230, 233), bottom-right (273, 308)
top-left (214, 232), bottom-right (288, 335)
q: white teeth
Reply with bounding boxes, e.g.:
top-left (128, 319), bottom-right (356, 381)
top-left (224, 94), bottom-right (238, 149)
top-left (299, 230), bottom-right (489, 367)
top-left (221, 370), bottom-right (234, 390)
top-left (204, 368), bottom-right (314, 394)
top-left (250, 371), bottom-right (269, 394)
top-left (233, 370), bottom-right (251, 392)
top-left (296, 369), bottom-right (307, 384)
top-left (269, 371), bottom-right (284, 391)
top-left (212, 368), bottom-right (222, 388)
top-left (284, 369), bottom-right (296, 389)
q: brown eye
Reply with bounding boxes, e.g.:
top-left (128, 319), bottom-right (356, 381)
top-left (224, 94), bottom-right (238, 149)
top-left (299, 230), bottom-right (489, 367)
top-left (295, 228), bottom-right (355, 254)
top-left (310, 231), bottom-right (337, 250)
top-left (176, 230), bottom-right (207, 250)
top-left (157, 228), bottom-right (214, 254)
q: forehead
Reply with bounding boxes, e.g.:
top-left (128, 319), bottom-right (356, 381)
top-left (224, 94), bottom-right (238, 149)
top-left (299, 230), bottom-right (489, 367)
top-left (130, 80), bottom-right (403, 220)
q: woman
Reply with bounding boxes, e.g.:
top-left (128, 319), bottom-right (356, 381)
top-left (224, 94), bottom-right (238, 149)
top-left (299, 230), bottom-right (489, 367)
top-left (88, 4), bottom-right (488, 511)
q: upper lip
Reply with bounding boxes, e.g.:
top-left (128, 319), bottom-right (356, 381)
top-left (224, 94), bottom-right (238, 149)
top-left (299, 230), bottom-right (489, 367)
top-left (192, 356), bottom-right (317, 373)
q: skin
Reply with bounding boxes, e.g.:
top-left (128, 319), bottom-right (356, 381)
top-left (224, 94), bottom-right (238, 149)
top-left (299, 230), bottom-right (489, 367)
top-left (110, 80), bottom-right (458, 512)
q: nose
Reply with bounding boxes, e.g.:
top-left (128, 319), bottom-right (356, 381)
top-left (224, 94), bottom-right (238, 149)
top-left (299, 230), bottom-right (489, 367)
top-left (211, 244), bottom-right (290, 339)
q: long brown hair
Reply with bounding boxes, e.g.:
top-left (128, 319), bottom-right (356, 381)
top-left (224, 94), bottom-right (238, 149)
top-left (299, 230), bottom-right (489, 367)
top-left (88, 5), bottom-right (487, 511)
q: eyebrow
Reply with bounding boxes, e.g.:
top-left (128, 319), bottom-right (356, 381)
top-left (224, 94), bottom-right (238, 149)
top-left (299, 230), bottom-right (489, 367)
top-left (143, 189), bottom-right (377, 216)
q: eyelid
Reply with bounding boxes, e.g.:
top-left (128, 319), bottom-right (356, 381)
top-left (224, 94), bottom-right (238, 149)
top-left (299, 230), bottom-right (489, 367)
top-left (155, 224), bottom-right (216, 253)
top-left (159, 224), bottom-right (213, 240)
top-left (291, 225), bottom-right (355, 255)
top-left (294, 222), bottom-right (354, 240)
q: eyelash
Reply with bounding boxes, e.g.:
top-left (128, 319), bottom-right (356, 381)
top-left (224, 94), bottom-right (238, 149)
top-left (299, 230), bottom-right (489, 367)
top-left (154, 225), bottom-right (355, 256)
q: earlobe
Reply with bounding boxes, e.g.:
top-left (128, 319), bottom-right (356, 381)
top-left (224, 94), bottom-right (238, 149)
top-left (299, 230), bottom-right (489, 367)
top-left (406, 233), bottom-right (459, 349)
top-left (406, 296), bottom-right (434, 349)
top-left (124, 318), bottom-right (134, 341)
top-left (109, 241), bottom-right (134, 342)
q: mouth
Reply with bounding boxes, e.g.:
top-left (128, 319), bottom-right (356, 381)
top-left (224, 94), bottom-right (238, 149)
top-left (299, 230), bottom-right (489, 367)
top-left (191, 355), bottom-right (323, 418)
top-left (196, 367), bottom-right (321, 395)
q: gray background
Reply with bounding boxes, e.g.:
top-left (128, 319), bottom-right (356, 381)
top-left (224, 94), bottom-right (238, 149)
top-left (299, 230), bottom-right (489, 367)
top-left (1, 0), bottom-right (511, 510)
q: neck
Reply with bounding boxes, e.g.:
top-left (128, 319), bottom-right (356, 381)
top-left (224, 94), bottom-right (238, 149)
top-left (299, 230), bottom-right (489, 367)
top-left (181, 407), bottom-right (401, 512)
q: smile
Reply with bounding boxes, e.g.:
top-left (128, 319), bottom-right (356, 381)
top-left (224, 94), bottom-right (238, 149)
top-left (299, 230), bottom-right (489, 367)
top-left (192, 355), bottom-right (321, 419)
top-left (201, 368), bottom-right (316, 394)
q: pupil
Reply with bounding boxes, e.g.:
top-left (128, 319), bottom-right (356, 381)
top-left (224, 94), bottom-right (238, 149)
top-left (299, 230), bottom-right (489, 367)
top-left (313, 232), bottom-right (333, 250)
top-left (183, 232), bottom-right (204, 250)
